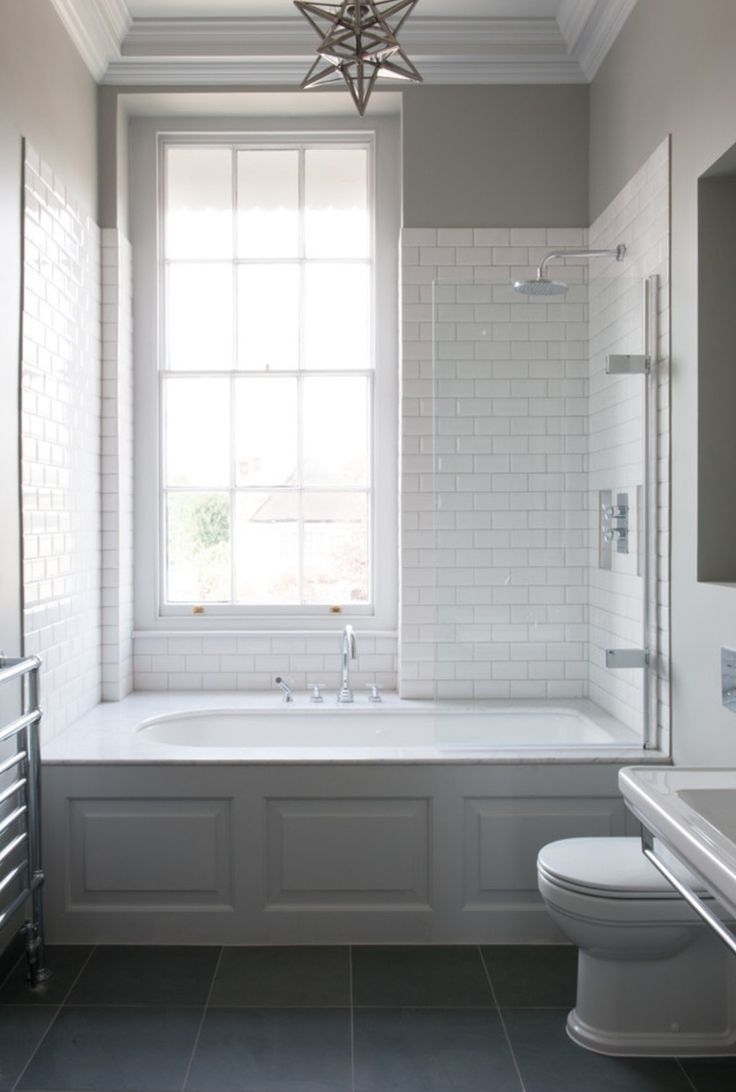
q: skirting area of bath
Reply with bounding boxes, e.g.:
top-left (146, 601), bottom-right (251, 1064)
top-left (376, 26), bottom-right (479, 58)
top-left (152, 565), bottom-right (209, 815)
top-left (41, 692), bottom-right (662, 947)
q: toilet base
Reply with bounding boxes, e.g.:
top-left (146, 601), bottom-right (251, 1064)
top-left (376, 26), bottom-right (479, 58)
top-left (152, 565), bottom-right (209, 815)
top-left (567, 934), bottom-right (736, 1057)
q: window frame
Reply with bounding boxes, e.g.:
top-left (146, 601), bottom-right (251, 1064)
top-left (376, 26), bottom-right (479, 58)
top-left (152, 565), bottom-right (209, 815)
top-left (131, 117), bottom-right (399, 632)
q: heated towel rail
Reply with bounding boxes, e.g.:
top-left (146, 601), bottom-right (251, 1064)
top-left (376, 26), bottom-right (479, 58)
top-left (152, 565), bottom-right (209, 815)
top-left (0, 654), bottom-right (49, 987)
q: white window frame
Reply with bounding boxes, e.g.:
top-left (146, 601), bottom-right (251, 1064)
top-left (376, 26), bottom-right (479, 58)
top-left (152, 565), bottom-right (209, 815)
top-left (130, 115), bottom-right (399, 632)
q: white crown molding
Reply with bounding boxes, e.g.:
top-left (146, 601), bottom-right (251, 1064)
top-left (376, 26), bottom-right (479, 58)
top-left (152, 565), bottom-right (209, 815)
top-left (122, 16), bottom-right (565, 55)
top-left (558, 0), bottom-right (638, 79)
top-left (49, 0), bottom-right (130, 80)
top-left (104, 56), bottom-right (586, 87)
top-left (108, 15), bottom-right (583, 84)
top-left (48, 1), bottom-right (636, 86)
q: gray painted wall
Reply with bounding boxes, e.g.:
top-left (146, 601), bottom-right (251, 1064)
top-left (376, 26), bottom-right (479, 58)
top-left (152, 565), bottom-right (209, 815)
top-left (591, 0), bottom-right (736, 765)
top-left (402, 85), bottom-right (589, 227)
top-left (0, 0), bottom-right (97, 667)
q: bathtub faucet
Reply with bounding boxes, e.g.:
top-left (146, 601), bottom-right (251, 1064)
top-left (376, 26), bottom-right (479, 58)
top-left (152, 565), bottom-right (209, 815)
top-left (274, 676), bottom-right (293, 703)
top-left (337, 625), bottom-right (357, 703)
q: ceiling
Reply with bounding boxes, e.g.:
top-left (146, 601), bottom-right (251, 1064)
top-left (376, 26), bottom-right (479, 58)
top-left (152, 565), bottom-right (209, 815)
top-left (125, 1), bottom-right (563, 15)
top-left (50, 0), bottom-right (638, 88)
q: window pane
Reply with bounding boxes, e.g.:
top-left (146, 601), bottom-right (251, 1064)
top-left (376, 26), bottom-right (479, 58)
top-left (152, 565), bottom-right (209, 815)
top-left (166, 264), bottom-right (233, 371)
top-left (303, 492), bottom-right (368, 604)
top-left (305, 148), bottom-right (369, 259)
top-left (167, 492), bottom-right (231, 602)
top-left (304, 263), bottom-right (370, 370)
top-left (234, 492), bottom-right (298, 604)
top-left (303, 376), bottom-right (369, 486)
top-left (164, 377), bottom-right (230, 488)
top-left (234, 377), bottom-right (297, 487)
top-left (166, 147), bottom-right (232, 260)
top-left (237, 150), bottom-right (298, 258)
top-left (237, 265), bottom-right (299, 370)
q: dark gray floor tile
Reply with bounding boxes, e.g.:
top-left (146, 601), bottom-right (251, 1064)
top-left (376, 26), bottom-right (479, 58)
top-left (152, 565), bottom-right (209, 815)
top-left (504, 1009), bottom-right (695, 1092)
top-left (66, 945), bottom-right (219, 1006)
top-left (210, 946), bottom-right (350, 1007)
top-left (481, 945), bottom-right (577, 1008)
top-left (353, 1007), bottom-right (522, 1092)
top-left (17, 1005), bottom-right (202, 1091)
top-left (352, 946), bottom-right (495, 1007)
top-left (185, 1007), bottom-right (351, 1092)
top-left (0, 946), bottom-right (92, 1006)
top-left (680, 1057), bottom-right (736, 1092)
top-left (0, 1005), bottom-right (57, 1092)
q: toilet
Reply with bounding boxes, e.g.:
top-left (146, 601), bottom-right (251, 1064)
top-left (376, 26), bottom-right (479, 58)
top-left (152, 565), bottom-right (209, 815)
top-left (537, 837), bottom-right (736, 1056)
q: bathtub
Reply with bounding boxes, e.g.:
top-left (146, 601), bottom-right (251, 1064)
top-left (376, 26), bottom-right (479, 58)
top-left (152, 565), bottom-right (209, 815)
top-left (41, 692), bottom-right (662, 947)
top-left (136, 704), bottom-right (630, 754)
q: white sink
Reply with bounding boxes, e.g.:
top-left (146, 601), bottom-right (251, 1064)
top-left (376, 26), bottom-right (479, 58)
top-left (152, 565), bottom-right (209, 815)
top-left (619, 766), bottom-right (736, 918)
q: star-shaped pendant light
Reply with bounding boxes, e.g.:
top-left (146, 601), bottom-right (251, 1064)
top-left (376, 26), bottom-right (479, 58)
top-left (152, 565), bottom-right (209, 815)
top-left (295, 1), bottom-right (422, 116)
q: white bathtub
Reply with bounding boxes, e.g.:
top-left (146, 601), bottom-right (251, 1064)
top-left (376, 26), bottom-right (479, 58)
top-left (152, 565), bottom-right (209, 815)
top-left (137, 705), bottom-right (624, 753)
top-left (42, 692), bottom-right (659, 948)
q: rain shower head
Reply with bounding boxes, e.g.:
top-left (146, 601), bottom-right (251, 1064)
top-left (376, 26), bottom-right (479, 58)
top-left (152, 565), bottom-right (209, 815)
top-left (512, 277), bottom-right (569, 297)
top-left (512, 244), bottom-right (626, 297)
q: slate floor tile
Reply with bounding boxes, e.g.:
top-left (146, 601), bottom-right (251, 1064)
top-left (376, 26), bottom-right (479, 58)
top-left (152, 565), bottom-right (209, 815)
top-left (353, 1007), bottom-right (522, 1092)
top-left (185, 1007), bottom-right (351, 1092)
top-left (680, 1057), bottom-right (736, 1092)
top-left (67, 945), bottom-right (220, 1007)
top-left (17, 1005), bottom-right (202, 1091)
top-left (210, 946), bottom-right (350, 1007)
top-left (481, 944), bottom-right (578, 1008)
top-left (504, 1009), bottom-right (696, 1092)
top-left (0, 1005), bottom-right (57, 1092)
top-left (0, 946), bottom-right (93, 1006)
top-left (352, 945), bottom-right (495, 1007)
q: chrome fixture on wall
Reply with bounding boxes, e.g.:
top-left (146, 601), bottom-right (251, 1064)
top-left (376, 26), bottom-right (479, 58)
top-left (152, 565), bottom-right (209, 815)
top-left (294, 1), bottom-right (422, 116)
top-left (513, 244), bottom-right (626, 296)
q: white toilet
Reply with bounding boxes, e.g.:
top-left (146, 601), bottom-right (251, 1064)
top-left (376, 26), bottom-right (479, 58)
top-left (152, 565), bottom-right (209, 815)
top-left (537, 837), bottom-right (736, 1057)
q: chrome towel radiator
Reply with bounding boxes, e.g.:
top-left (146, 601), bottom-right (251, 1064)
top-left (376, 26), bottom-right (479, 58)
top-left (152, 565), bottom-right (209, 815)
top-left (0, 655), bottom-right (49, 987)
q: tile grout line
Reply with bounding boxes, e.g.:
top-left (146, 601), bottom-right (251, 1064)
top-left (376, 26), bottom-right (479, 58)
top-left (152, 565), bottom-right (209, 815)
top-left (477, 947), bottom-right (528, 1092)
top-left (179, 944), bottom-right (224, 1092)
top-left (10, 944), bottom-right (98, 1092)
top-left (675, 1059), bottom-right (700, 1092)
top-left (348, 946), bottom-right (355, 1092)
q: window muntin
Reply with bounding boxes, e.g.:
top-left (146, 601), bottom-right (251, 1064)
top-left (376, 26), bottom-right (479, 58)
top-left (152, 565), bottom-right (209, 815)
top-left (160, 140), bottom-right (374, 612)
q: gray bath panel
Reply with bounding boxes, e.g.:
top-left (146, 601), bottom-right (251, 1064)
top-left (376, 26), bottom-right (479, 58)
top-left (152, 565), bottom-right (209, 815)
top-left (42, 762), bottom-right (635, 945)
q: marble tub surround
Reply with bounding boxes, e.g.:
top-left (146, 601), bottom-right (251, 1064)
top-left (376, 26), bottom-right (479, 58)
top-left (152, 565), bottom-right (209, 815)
top-left (41, 691), bottom-right (647, 765)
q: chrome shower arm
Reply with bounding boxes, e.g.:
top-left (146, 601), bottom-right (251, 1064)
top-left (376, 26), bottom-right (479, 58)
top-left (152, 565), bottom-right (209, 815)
top-left (537, 244), bottom-right (626, 279)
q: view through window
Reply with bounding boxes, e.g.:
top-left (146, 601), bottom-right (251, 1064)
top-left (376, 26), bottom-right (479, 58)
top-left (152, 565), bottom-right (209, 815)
top-left (161, 141), bottom-right (373, 609)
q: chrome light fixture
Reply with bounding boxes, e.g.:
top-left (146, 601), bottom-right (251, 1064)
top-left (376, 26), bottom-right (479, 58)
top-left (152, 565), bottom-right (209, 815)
top-left (294, 1), bottom-right (422, 116)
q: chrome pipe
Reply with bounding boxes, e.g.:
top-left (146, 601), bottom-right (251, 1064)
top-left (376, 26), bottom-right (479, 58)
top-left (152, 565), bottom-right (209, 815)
top-left (641, 828), bottom-right (736, 957)
top-left (0, 656), bottom-right (42, 687)
top-left (642, 275), bottom-right (659, 751)
top-left (0, 751), bottom-right (26, 778)
top-left (537, 244), bottom-right (625, 280)
top-left (0, 832), bottom-right (28, 869)
top-left (0, 860), bottom-right (29, 899)
top-left (0, 710), bottom-right (40, 747)
top-left (0, 778), bottom-right (27, 808)
top-left (0, 805), bottom-right (27, 839)
top-left (24, 662), bottom-right (48, 980)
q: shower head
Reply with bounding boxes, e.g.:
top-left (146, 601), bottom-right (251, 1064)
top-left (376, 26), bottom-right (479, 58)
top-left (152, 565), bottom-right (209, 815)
top-left (512, 277), bottom-right (569, 297)
top-left (512, 244), bottom-right (626, 297)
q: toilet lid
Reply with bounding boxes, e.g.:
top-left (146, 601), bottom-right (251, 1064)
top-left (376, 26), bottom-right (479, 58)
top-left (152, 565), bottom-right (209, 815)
top-left (537, 837), bottom-right (709, 899)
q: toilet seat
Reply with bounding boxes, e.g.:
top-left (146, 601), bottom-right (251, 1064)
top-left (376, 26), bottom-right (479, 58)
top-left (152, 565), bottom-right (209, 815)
top-left (537, 837), bottom-right (709, 900)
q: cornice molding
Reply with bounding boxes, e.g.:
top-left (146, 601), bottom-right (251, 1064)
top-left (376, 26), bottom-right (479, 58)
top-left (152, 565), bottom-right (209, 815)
top-left (558, 0), bottom-right (638, 78)
top-left (49, 0), bottom-right (130, 80)
top-left (103, 56), bottom-right (586, 87)
top-left (49, 0), bottom-right (638, 86)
